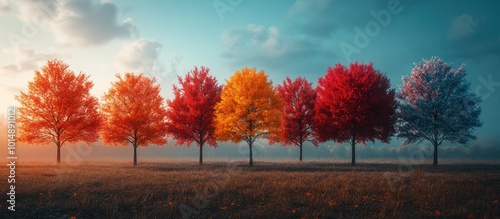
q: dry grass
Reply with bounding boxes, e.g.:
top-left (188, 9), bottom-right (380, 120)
top-left (1, 159), bottom-right (499, 218)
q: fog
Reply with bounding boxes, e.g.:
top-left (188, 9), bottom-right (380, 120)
top-left (2, 136), bottom-right (499, 163)
top-left (2, 113), bottom-right (499, 163)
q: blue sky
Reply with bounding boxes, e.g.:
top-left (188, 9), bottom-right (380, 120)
top-left (1, 0), bottom-right (499, 157)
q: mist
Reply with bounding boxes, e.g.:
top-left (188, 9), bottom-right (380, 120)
top-left (3, 137), bottom-right (499, 163)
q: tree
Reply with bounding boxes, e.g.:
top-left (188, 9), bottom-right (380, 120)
top-left (276, 77), bottom-right (318, 161)
top-left (16, 59), bottom-right (102, 163)
top-left (214, 67), bottom-right (282, 166)
top-left (397, 57), bottom-right (482, 166)
top-left (166, 66), bottom-right (222, 165)
top-left (315, 62), bottom-right (397, 166)
top-left (101, 73), bottom-right (168, 166)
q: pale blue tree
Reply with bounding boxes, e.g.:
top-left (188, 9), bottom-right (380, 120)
top-left (397, 57), bottom-right (482, 166)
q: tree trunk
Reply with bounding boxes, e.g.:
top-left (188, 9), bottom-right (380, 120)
top-left (433, 142), bottom-right (438, 166)
top-left (299, 143), bottom-right (303, 161)
top-left (133, 144), bottom-right (137, 166)
top-left (56, 143), bottom-right (61, 164)
top-left (249, 141), bottom-right (253, 167)
top-left (351, 136), bottom-right (356, 166)
top-left (199, 144), bottom-right (203, 165)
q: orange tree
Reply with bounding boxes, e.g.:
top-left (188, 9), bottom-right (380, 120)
top-left (100, 73), bottom-right (168, 166)
top-left (214, 67), bottom-right (282, 166)
top-left (16, 59), bottom-right (102, 163)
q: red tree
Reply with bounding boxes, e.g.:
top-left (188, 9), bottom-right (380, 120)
top-left (277, 77), bottom-right (318, 161)
top-left (166, 66), bottom-right (222, 165)
top-left (315, 62), bottom-right (396, 166)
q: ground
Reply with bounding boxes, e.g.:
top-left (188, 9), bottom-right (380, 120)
top-left (1, 159), bottom-right (499, 218)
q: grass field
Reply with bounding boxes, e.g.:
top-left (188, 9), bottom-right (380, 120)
top-left (1, 159), bottom-right (500, 218)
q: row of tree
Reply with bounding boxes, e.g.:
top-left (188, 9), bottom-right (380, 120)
top-left (16, 57), bottom-right (482, 166)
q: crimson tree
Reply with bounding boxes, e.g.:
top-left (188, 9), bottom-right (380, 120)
top-left (277, 77), bottom-right (318, 161)
top-left (166, 66), bottom-right (222, 165)
top-left (315, 62), bottom-right (397, 166)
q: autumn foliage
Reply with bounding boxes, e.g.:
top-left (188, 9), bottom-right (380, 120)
top-left (397, 57), bottom-right (482, 166)
top-left (214, 68), bottom-right (282, 166)
top-left (13, 57), bottom-right (481, 167)
top-left (101, 73), bottom-right (168, 166)
top-left (315, 63), bottom-right (397, 166)
top-left (166, 66), bottom-right (223, 165)
top-left (16, 59), bottom-right (102, 163)
top-left (277, 77), bottom-right (318, 161)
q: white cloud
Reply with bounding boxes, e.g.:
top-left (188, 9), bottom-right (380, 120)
top-left (0, 47), bottom-right (69, 77)
top-left (220, 23), bottom-right (337, 75)
top-left (115, 38), bottom-right (163, 75)
top-left (449, 13), bottom-right (477, 40)
top-left (247, 24), bottom-right (265, 36)
top-left (221, 24), bottom-right (283, 58)
top-left (220, 29), bottom-right (245, 50)
top-left (261, 26), bottom-right (283, 57)
top-left (0, 0), bottom-right (12, 15)
top-left (12, 0), bottom-right (138, 46)
top-left (166, 54), bottom-right (182, 77)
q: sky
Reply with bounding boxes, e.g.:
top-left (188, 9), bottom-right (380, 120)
top-left (1, 0), bottom-right (499, 161)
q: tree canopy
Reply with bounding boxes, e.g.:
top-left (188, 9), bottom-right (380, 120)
top-left (101, 73), bottom-right (168, 166)
top-left (397, 57), bottom-right (482, 166)
top-left (166, 66), bottom-right (222, 165)
top-left (315, 62), bottom-right (397, 166)
top-left (16, 59), bottom-right (102, 163)
top-left (214, 67), bottom-right (283, 166)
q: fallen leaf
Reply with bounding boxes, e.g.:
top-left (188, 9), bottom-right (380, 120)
top-left (467, 213), bottom-right (475, 219)
top-left (434, 209), bottom-right (441, 216)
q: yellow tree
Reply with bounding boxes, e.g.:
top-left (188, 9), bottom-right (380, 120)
top-left (215, 67), bottom-right (282, 166)
top-left (16, 60), bottom-right (102, 163)
top-left (101, 73), bottom-right (168, 166)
